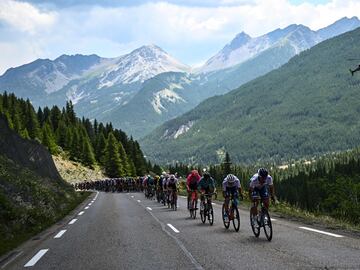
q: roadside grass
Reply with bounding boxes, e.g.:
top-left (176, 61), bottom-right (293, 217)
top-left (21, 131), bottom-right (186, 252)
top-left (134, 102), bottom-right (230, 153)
top-left (177, 181), bottom-right (360, 234)
top-left (0, 154), bottom-right (91, 257)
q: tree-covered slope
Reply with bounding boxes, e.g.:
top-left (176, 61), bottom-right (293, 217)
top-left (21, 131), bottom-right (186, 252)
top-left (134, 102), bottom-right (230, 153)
top-left (141, 27), bottom-right (360, 165)
top-left (0, 116), bottom-right (87, 256)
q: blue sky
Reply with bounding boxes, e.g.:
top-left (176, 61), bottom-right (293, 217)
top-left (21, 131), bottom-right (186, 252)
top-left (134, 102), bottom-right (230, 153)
top-left (0, 0), bottom-right (358, 74)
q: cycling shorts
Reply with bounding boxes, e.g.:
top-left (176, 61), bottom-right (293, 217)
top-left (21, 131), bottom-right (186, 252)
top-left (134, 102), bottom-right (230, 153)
top-left (251, 185), bottom-right (269, 199)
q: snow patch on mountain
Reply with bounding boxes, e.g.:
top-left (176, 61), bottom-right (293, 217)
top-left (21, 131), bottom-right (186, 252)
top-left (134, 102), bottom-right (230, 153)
top-left (161, 121), bottom-right (194, 139)
top-left (66, 86), bottom-right (88, 104)
top-left (173, 121), bottom-right (194, 139)
top-left (98, 45), bottom-right (190, 88)
top-left (151, 83), bottom-right (185, 114)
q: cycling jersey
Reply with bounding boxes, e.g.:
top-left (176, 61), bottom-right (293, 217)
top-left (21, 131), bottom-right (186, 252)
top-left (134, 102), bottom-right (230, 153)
top-left (222, 176), bottom-right (241, 190)
top-left (249, 173), bottom-right (273, 199)
top-left (187, 172), bottom-right (201, 190)
top-left (197, 177), bottom-right (215, 192)
top-left (249, 173), bottom-right (273, 189)
top-left (168, 178), bottom-right (178, 190)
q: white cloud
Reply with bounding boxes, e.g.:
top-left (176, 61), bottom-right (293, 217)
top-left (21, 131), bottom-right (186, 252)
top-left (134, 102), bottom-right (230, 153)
top-left (0, 0), bottom-right (57, 34)
top-left (0, 0), bottom-right (359, 74)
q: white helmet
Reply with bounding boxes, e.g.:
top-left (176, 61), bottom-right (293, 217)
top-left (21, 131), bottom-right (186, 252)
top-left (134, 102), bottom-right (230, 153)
top-left (226, 174), bottom-right (236, 183)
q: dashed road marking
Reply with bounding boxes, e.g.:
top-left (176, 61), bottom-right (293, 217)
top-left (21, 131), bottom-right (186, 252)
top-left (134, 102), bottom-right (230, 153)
top-left (137, 200), bottom-right (141, 203)
top-left (24, 249), bottom-right (49, 267)
top-left (85, 206), bottom-right (89, 210)
top-left (271, 218), bottom-right (277, 221)
top-left (78, 211), bottom-right (85, 216)
top-left (68, 219), bottom-right (77, 225)
top-left (299, 226), bottom-right (344, 238)
top-left (167, 224), bottom-right (180, 233)
top-left (54, 230), bottom-right (67, 239)
top-left (211, 203), bottom-right (217, 205)
top-left (146, 207), bottom-right (152, 211)
top-left (131, 196), bottom-right (134, 198)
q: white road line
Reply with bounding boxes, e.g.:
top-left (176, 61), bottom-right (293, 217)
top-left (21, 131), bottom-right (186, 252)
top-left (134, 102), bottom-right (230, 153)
top-left (299, 226), bottom-right (344, 238)
top-left (85, 206), bottom-right (89, 210)
top-left (146, 207), bottom-right (152, 211)
top-left (24, 249), bottom-right (49, 267)
top-left (68, 219), bottom-right (77, 225)
top-left (137, 200), bottom-right (141, 202)
top-left (131, 196), bottom-right (134, 198)
top-left (1, 251), bottom-right (23, 269)
top-left (167, 224), bottom-right (180, 233)
top-left (180, 196), bottom-right (187, 199)
top-left (78, 211), bottom-right (85, 216)
top-left (211, 203), bottom-right (217, 205)
top-left (54, 230), bottom-right (67, 239)
top-left (88, 203), bottom-right (92, 206)
top-left (271, 218), bottom-right (277, 221)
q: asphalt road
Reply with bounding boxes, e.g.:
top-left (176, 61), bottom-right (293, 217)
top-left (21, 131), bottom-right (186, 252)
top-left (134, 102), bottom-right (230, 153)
top-left (2, 191), bottom-right (360, 270)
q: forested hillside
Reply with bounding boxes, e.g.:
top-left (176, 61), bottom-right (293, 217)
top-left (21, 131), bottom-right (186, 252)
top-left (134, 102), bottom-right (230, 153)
top-left (0, 92), bottom-right (150, 178)
top-left (0, 115), bottom-right (88, 255)
top-left (141, 27), bottom-right (360, 165)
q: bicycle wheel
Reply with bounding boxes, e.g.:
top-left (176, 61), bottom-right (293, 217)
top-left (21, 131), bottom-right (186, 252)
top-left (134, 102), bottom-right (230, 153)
top-left (250, 212), bottom-right (260, 237)
top-left (232, 206), bottom-right (240, 232)
top-left (200, 202), bottom-right (206, 223)
top-left (191, 199), bottom-right (197, 219)
top-left (262, 209), bottom-right (273, 241)
top-left (222, 204), bottom-right (230, 229)
top-left (193, 200), bottom-right (197, 219)
top-left (208, 204), bottom-right (214, 226)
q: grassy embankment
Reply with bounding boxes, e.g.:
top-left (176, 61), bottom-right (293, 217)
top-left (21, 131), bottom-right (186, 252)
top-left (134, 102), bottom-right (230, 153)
top-left (0, 154), bottom-right (92, 256)
top-left (53, 152), bottom-right (106, 184)
top-left (177, 181), bottom-right (360, 234)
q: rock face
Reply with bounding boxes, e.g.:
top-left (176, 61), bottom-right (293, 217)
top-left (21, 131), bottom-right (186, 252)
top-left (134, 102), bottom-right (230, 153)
top-left (0, 116), bottom-right (62, 181)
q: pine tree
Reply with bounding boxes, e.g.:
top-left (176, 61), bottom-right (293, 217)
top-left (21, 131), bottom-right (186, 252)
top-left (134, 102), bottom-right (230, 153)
top-left (50, 106), bottom-right (62, 131)
top-left (41, 122), bottom-right (58, 154)
top-left (66, 101), bottom-right (76, 124)
top-left (104, 133), bottom-right (123, 177)
top-left (118, 141), bottom-right (129, 175)
top-left (95, 132), bottom-right (107, 165)
top-left (70, 128), bottom-right (81, 161)
top-left (82, 136), bottom-right (96, 168)
top-left (25, 100), bottom-right (41, 140)
top-left (20, 128), bottom-right (30, 140)
top-left (56, 120), bottom-right (67, 148)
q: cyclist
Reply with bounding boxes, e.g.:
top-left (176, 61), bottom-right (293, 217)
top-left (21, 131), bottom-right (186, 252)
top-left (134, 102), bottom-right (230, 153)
top-left (147, 175), bottom-right (155, 198)
top-left (167, 174), bottom-right (178, 207)
top-left (222, 174), bottom-right (243, 221)
top-left (186, 170), bottom-right (201, 209)
top-left (249, 168), bottom-right (276, 224)
top-left (198, 171), bottom-right (216, 209)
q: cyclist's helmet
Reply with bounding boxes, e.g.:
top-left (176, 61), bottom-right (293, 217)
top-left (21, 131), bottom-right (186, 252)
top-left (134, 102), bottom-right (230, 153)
top-left (203, 171), bottom-right (211, 179)
top-left (258, 168), bottom-right (268, 178)
top-left (226, 174), bottom-right (236, 183)
top-left (169, 174), bottom-right (176, 180)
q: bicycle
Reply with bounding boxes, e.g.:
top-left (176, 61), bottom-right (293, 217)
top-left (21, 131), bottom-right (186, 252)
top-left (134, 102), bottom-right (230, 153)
top-left (189, 190), bottom-right (198, 219)
top-left (250, 199), bottom-right (273, 241)
top-left (222, 194), bottom-right (240, 232)
top-left (169, 189), bottom-right (177, 211)
top-left (200, 192), bottom-right (216, 225)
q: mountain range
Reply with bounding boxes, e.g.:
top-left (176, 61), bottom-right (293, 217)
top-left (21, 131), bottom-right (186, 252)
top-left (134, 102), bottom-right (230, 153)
top-left (140, 26), bottom-right (360, 164)
top-left (0, 17), bottom-right (359, 139)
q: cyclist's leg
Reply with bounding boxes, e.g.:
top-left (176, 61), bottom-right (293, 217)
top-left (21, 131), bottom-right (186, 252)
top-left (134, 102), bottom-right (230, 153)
top-left (251, 188), bottom-right (260, 215)
top-left (259, 185), bottom-right (270, 210)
